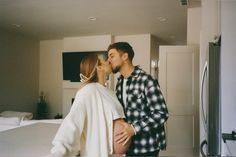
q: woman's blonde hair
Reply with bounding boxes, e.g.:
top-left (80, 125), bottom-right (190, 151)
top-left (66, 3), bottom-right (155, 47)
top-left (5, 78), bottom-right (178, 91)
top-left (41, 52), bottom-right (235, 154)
top-left (80, 54), bottom-right (100, 84)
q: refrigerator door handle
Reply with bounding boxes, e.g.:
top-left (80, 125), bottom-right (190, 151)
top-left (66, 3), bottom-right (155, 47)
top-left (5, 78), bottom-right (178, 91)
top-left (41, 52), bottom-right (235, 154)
top-left (200, 61), bottom-right (208, 132)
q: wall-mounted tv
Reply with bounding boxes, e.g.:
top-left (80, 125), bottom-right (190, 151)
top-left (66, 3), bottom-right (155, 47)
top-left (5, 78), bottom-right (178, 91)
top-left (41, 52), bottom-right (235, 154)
top-left (62, 51), bottom-right (107, 82)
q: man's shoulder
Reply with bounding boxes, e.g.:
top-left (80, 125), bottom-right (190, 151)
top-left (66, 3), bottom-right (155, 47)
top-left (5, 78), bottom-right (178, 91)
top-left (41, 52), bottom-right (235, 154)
top-left (135, 66), bottom-right (153, 80)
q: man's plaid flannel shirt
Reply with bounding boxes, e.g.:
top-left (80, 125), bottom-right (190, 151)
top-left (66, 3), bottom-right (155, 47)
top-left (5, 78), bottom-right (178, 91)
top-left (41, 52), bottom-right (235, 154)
top-left (116, 66), bottom-right (169, 154)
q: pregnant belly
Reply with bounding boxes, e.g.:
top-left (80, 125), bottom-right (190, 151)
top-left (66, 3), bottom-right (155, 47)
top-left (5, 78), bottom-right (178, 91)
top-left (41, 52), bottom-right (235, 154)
top-left (113, 119), bottom-right (131, 154)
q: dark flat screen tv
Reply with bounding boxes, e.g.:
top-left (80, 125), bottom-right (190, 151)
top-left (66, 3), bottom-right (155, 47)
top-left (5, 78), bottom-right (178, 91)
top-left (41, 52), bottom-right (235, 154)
top-left (62, 51), bottom-right (107, 82)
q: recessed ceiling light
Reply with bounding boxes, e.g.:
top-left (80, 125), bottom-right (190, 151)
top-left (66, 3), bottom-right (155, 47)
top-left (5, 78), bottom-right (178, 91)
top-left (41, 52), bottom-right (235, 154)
top-left (157, 17), bottom-right (168, 22)
top-left (88, 16), bottom-right (97, 21)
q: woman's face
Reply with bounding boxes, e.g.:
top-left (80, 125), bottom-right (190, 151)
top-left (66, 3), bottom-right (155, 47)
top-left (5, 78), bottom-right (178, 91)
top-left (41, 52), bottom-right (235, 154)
top-left (99, 57), bottom-right (112, 75)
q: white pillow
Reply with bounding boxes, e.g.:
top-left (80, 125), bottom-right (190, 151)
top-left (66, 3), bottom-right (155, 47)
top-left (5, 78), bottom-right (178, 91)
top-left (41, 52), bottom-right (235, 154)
top-left (0, 117), bottom-right (21, 126)
top-left (0, 111), bottom-right (33, 120)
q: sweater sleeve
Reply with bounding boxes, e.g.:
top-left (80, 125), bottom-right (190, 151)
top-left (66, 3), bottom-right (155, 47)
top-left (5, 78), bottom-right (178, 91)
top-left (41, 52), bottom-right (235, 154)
top-left (50, 94), bottom-right (86, 157)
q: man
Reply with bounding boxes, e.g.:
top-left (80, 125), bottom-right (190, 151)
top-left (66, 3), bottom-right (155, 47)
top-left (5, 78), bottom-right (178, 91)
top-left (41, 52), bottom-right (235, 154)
top-left (107, 42), bottom-right (169, 157)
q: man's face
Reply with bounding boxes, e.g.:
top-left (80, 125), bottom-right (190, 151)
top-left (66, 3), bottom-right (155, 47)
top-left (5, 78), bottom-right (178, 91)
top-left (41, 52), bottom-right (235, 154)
top-left (108, 49), bottom-right (124, 74)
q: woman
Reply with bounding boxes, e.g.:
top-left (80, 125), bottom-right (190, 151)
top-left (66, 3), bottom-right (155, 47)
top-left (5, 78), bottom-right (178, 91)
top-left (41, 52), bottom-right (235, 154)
top-left (50, 54), bottom-right (131, 157)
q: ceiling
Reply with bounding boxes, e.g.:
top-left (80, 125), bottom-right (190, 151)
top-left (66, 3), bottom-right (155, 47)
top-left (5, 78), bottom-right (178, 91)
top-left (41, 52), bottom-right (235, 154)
top-left (0, 0), bottom-right (199, 44)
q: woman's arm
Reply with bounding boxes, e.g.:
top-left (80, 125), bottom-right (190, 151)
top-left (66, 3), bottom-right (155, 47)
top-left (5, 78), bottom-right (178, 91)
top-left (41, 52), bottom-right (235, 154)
top-left (51, 99), bottom-right (86, 157)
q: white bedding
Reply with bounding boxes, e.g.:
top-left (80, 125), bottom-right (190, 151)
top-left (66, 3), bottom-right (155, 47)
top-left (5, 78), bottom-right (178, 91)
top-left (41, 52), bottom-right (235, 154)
top-left (0, 124), bottom-right (19, 132)
top-left (20, 119), bottom-right (63, 126)
top-left (0, 117), bottom-right (63, 132)
top-left (0, 119), bottom-right (62, 132)
top-left (0, 122), bottom-right (60, 157)
top-left (0, 110), bottom-right (36, 132)
top-left (0, 111), bottom-right (33, 120)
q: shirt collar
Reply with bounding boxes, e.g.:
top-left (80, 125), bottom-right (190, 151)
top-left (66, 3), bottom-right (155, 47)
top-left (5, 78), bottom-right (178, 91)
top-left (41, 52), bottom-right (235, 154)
top-left (117, 65), bottom-right (141, 81)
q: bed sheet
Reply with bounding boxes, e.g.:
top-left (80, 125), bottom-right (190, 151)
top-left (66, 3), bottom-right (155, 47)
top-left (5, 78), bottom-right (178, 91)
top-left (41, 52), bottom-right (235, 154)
top-left (0, 122), bottom-right (60, 157)
top-left (0, 119), bottom-right (62, 132)
top-left (0, 125), bottom-right (19, 132)
top-left (20, 119), bottom-right (63, 126)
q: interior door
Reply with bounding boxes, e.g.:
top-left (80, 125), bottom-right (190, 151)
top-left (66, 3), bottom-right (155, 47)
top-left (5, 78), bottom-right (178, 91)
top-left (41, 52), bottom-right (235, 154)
top-left (158, 45), bottom-right (199, 157)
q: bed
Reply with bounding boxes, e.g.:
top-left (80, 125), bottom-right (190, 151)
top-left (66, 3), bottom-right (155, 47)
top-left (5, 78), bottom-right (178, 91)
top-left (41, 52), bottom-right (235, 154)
top-left (0, 111), bottom-right (62, 157)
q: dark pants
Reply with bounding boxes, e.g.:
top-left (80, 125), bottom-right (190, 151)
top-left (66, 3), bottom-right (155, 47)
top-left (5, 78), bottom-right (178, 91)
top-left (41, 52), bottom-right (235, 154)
top-left (126, 150), bottom-right (159, 157)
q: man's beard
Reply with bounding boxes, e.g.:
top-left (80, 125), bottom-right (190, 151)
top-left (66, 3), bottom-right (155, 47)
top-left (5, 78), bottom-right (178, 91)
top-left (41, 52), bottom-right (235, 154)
top-left (112, 66), bottom-right (120, 74)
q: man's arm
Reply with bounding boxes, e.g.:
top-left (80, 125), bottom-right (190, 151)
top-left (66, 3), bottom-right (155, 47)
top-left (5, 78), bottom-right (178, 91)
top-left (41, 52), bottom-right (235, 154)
top-left (132, 76), bottom-right (169, 134)
top-left (114, 121), bottom-right (135, 145)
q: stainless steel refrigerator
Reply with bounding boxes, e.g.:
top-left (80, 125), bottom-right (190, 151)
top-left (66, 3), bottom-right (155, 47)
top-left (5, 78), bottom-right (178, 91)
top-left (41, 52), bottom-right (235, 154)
top-left (200, 42), bottom-right (221, 157)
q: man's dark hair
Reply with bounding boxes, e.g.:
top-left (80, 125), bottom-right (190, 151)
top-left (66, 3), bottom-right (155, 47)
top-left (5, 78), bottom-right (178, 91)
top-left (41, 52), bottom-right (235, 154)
top-left (107, 42), bottom-right (134, 61)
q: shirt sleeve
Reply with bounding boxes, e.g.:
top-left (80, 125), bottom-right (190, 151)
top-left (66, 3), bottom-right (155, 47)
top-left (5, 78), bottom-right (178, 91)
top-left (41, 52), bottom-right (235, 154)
top-left (50, 95), bottom-right (86, 157)
top-left (132, 76), bottom-right (169, 134)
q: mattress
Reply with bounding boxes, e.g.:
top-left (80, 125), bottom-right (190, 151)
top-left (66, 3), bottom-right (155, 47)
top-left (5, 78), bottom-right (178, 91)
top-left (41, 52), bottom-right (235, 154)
top-left (0, 122), bottom-right (60, 157)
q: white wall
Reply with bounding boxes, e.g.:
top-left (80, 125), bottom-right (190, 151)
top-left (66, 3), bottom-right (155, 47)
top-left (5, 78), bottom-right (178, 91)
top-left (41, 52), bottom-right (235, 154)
top-left (187, 7), bottom-right (201, 45)
top-left (200, 0), bottom-right (221, 74)
top-left (221, 1), bottom-right (236, 156)
top-left (39, 40), bottom-right (63, 118)
top-left (0, 30), bottom-right (39, 115)
top-left (64, 35), bottom-right (112, 52)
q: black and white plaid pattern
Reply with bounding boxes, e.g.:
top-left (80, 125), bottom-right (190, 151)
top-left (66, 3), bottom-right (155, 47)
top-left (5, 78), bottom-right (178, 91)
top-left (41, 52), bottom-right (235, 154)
top-left (116, 66), bottom-right (169, 155)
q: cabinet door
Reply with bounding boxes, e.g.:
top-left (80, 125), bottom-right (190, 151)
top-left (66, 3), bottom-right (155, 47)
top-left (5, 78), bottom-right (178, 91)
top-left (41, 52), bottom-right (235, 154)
top-left (159, 45), bottom-right (199, 157)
